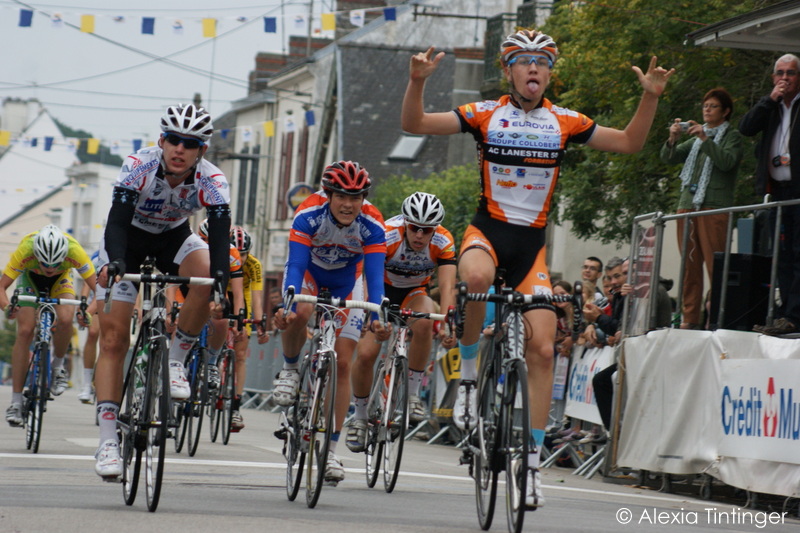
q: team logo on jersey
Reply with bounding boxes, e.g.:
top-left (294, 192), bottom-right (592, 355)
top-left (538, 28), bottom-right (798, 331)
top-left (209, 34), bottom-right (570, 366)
top-left (142, 198), bottom-right (165, 213)
top-left (491, 166), bottom-right (513, 174)
top-left (465, 104), bottom-right (474, 119)
top-left (499, 119), bottom-right (510, 128)
top-left (516, 169), bottom-right (526, 177)
top-left (495, 179), bottom-right (518, 188)
top-left (523, 184), bottom-right (546, 190)
top-left (527, 134), bottom-right (539, 140)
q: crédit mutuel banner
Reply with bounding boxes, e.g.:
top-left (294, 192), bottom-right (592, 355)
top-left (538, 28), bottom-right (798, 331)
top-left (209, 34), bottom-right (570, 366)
top-left (719, 359), bottom-right (800, 465)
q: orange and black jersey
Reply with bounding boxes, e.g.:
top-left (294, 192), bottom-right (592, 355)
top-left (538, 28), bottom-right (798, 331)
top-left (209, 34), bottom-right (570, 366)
top-left (455, 95), bottom-right (596, 228)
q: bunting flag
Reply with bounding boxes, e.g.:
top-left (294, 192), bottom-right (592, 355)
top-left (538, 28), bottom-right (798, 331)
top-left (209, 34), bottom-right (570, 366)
top-left (294, 15), bottom-right (306, 30)
top-left (202, 18), bottom-right (216, 38)
top-left (264, 17), bottom-right (277, 33)
top-left (142, 17), bottom-right (155, 35)
top-left (241, 126), bottom-right (253, 143)
top-left (285, 117), bottom-right (296, 133)
top-left (172, 19), bottom-right (184, 35)
top-left (384, 7), bottom-right (397, 21)
top-left (30, 138), bottom-right (38, 148)
top-left (19, 9), bottom-right (33, 27)
top-left (132, 139), bottom-right (143, 152)
top-left (80, 15), bottom-right (95, 33)
top-left (305, 110), bottom-right (315, 127)
top-left (219, 129), bottom-right (230, 140)
top-left (87, 138), bottom-right (100, 154)
top-left (110, 141), bottom-right (120, 155)
top-left (350, 9), bottom-right (365, 28)
top-left (0, 131), bottom-right (10, 146)
top-left (321, 13), bottom-right (336, 31)
top-left (263, 121), bottom-right (275, 138)
top-left (51, 14), bottom-right (63, 29)
top-left (44, 137), bottom-right (54, 151)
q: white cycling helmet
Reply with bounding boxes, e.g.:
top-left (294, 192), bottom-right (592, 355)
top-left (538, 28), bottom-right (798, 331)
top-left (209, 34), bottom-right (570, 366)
top-left (33, 225), bottom-right (69, 266)
top-left (402, 192), bottom-right (445, 227)
top-left (501, 29), bottom-right (558, 66)
top-left (160, 103), bottom-right (214, 142)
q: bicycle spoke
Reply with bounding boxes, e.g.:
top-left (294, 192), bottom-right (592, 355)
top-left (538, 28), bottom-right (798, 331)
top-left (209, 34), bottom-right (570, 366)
top-left (383, 357), bottom-right (408, 493)
top-left (504, 360), bottom-right (529, 533)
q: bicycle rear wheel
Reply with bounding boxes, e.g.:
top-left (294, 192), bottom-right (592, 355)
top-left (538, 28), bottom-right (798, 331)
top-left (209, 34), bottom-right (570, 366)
top-left (364, 361), bottom-right (385, 488)
top-left (221, 350), bottom-right (236, 445)
top-left (187, 354), bottom-right (207, 457)
top-left (474, 358), bottom-right (500, 530)
top-left (24, 347), bottom-right (45, 452)
top-left (503, 359), bottom-right (530, 533)
top-left (383, 356), bottom-right (408, 493)
top-left (286, 358), bottom-right (311, 501)
top-left (145, 336), bottom-right (169, 512)
top-left (305, 352), bottom-right (336, 508)
top-left (174, 401), bottom-right (188, 453)
top-left (208, 386), bottom-right (220, 443)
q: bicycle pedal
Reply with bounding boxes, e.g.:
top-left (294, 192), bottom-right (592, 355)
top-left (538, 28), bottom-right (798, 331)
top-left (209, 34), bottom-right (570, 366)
top-left (324, 480), bottom-right (339, 487)
top-left (459, 450), bottom-right (473, 466)
top-left (273, 426), bottom-right (287, 440)
top-left (101, 475), bottom-right (122, 483)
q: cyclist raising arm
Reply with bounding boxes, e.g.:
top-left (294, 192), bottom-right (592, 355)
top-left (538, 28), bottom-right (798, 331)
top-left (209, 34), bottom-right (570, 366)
top-left (93, 104), bottom-right (231, 480)
top-left (2, 225), bottom-right (95, 426)
top-left (273, 161), bottom-right (388, 484)
top-left (401, 30), bottom-right (673, 508)
top-left (347, 192), bottom-right (457, 452)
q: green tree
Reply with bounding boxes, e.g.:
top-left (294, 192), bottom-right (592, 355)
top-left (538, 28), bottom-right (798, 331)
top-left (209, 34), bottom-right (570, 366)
top-left (55, 119), bottom-right (123, 167)
top-left (370, 164), bottom-right (481, 250)
top-left (541, 0), bottom-right (778, 243)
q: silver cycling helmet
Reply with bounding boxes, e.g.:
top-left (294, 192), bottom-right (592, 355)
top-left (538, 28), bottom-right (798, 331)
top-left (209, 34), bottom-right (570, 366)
top-left (33, 225), bottom-right (69, 266)
top-left (501, 29), bottom-right (558, 66)
top-left (402, 192), bottom-right (445, 227)
top-left (160, 103), bottom-right (214, 142)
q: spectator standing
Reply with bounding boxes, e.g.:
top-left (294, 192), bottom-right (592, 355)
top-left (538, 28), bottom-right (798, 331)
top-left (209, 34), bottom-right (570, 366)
top-left (740, 54), bottom-right (800, 335)
top-left (661, 88), bottom-right (743, 330)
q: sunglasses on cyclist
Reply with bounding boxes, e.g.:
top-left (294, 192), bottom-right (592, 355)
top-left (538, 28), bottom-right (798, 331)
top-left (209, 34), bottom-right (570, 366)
top-left (507, 54), bottom-right (553, 69)
top-left (39, 261), bottom-right (61, 269)
top-left (162, 132), bottom-right (205, 150)
top-left (407, 223), bottom-right (435, 235)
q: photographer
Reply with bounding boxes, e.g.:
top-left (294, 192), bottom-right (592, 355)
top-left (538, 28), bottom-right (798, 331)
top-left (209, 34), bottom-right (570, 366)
top-left (661, 87), bottom-right (743, 330)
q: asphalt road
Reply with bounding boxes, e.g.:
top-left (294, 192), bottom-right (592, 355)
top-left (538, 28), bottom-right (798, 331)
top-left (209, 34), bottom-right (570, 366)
top-left (1, 385), bottom-right (797, 533)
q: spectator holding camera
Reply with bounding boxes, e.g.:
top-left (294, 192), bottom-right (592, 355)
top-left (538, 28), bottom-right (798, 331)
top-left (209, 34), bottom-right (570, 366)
top-left (740, 54), bottom-right (800, 336)
top-left (661, 87), bottom-right (743, 330)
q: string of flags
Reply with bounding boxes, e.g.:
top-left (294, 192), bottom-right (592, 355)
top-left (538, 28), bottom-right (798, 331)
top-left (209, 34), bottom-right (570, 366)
top-left (0, 110), bottom-right (318, 154)
top-left (12, 6), bottom-right (397, 36)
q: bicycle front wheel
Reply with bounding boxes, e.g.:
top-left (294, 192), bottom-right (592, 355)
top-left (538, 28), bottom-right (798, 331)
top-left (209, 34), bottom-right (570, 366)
top-left (364, 361), bottom-right (385, 488)
top-left (286, 359), bottom-right (311, 501)
top-left (187, 354), bottom-right (207, 457)
top-left (208, 386), bottom-right (220, 443)
top-left (145, 336), bottom-right (169, 512)
top-left (503, 359), bottom-right (530, 533)
top-left (221, 350), bottom-right (236, 445)
top-left (121, 337), bottom-right (143, 506)
top-left (474, 359), bottom-right (500, 530)
top-left (24, 347), bottom-right (47, 453)
top-left (305, 352), bottom-right (336, 508)
top-left (383, 356), bottom-right (408, 493)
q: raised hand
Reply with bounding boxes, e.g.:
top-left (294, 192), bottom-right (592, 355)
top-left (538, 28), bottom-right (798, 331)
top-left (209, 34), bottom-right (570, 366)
top-left (632, 56), bottom-right (675, 97)
top-left (410, 46), bottom-right (445, 81)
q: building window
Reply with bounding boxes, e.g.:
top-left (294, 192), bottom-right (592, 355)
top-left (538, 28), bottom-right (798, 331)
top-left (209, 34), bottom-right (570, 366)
top-left (388, 134), bottom-right (427, 161)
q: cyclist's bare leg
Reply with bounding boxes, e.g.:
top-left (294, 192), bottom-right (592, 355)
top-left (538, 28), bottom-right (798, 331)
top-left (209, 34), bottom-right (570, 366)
top-left (51, 301), bottom-right (77, 359)
top-left (334, 336), bottom-right (357, 435)
top-left (10, 306), bottom-right (36, 394)
top-left (176, 250), bottom-right (213, 335)
top-left (278, 301), bottom-right (314, 358)
top-left (456, 248), bottom-right (495, 346)
top-left (95, 301), bottom-right (136, 404)
top-left (83, 314), bottom-right (100, 371)
top-left (234, 336), bottom-right (248, 396)
top-left (407, 293), bottom-right (435, 373)
top-left (352, 331), bottom-right (381, 398)
top-left (524, 308), bottom-right (556, 431)
top-left (207, 317), bottom-right (228, 351)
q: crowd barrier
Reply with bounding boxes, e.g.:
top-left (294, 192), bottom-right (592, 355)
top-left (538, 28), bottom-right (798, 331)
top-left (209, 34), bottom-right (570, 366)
top-left (618, 328), bottom-right (800, 498)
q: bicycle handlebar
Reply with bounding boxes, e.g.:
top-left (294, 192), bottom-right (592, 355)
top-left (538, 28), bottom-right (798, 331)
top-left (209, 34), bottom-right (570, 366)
top-left (283, 285), bottom-right (390, 325)
top-left (15, 294), bottom-right (85, 306)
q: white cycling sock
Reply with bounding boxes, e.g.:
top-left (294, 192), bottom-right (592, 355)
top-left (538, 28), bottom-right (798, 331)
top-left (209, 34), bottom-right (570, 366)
top-left (170, 328), bottom-right (198, 363)
top-left (97, 402), bottom-right (119, 445)
top-left (408, 369), bottom-right (424, 397)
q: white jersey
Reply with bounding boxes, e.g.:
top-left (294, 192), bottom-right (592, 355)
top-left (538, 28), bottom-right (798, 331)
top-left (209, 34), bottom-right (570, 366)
top-left (115, 146), bottom-right (230, 233)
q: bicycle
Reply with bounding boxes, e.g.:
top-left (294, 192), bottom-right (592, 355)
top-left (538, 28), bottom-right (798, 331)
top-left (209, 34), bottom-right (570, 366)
top-left (111, 259), bottom-right (217, 512)
top-left (8, 291), bottom-right (88, 453)
top-left (208, 312), bottom-right (242, 445)
top-left (455, 276), bottom-right (583, 533)
top-left (364, 304), bottom-right (453, 493)
top-left (278, 286), bottom-right (388, 508)
top-left (174, 312), bottom-right (209, 457)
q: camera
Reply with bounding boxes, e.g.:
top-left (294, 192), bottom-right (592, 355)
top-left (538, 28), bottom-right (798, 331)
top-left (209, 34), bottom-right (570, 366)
top-left (678, 122), bottom-right (690, 132)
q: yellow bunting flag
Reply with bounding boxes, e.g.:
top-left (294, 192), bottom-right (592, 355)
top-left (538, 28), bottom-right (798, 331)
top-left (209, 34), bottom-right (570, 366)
top-left (80, 15), bottom-right (95, 33)
top-left (0, 131), bottom-right (10, 146)
top-left (87, 138), bottom-right (100, 154)
top-left (263, 121), bottom-right (275, 138)
top-left (202, 18), bottom-right (216, 38)
top-left (321, 13), bottom-right (336, 31)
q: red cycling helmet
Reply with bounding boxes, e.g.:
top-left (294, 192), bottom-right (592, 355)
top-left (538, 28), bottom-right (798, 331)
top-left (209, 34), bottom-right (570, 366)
top-left (230, 225), bottom-right (252, 253)
top-left (321, 160), bottom-right (371, 196)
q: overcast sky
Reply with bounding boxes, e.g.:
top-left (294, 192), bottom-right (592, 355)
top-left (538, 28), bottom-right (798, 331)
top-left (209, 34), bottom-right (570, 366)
top-left (0, 0), bottom-right (333, 144)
